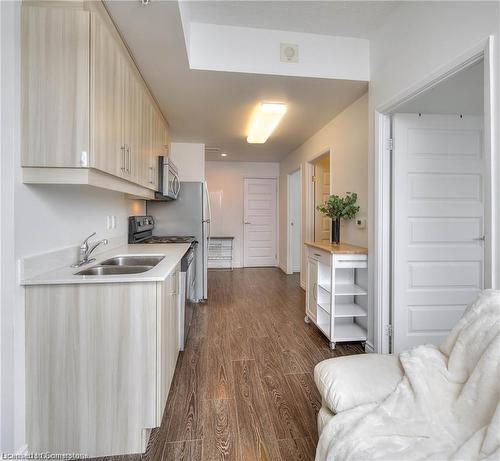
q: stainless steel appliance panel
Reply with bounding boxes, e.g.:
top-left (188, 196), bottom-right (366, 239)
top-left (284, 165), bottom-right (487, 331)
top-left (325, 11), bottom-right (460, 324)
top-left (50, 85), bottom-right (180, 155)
top-left (147, 182), bottom-right (205, 301)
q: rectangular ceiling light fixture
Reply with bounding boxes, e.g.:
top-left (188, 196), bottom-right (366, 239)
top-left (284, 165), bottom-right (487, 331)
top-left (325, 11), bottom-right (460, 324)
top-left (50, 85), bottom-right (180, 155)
top-left (247, 102), bottom-right (287, 144)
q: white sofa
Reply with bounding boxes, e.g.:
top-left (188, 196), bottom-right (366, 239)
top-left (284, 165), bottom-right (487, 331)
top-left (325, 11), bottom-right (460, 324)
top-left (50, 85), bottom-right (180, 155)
top-left (314, 353), bottom-right (404, 435)
top-left (312, 290), bottom-right (500, 461)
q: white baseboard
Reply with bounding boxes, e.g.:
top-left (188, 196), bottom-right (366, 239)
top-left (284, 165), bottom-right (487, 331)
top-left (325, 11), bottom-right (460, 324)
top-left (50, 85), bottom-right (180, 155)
top-left (365, 341), bottom-right (375, 353)
top-left (278, 263), bottom-right (288, 274)
top-left (300, 280), bottom-right (306, 290)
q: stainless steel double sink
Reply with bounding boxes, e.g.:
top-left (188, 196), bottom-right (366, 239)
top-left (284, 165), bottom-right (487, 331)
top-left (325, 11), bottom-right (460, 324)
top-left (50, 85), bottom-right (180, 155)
top-left (76, 255), bottom-right (164, 276)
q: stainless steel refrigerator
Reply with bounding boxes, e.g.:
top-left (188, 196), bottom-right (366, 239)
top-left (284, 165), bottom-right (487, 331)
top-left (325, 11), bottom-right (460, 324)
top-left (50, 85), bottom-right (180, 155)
top-left (147, 181), bottom-right (211, 301)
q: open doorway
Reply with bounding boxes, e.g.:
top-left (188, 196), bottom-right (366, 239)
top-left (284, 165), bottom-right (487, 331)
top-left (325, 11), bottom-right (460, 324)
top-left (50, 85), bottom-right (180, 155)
top-left (313, 153), bottom-right (331, 243)
top-left (287, 169), bottom-right (301, 274)
top-left (384, 58), bottom-right (490, 354)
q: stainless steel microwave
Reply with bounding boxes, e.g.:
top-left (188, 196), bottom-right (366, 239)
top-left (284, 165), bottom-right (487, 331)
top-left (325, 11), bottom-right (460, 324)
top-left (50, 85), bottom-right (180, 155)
top-left (156, 156), bottom-right (180, 200)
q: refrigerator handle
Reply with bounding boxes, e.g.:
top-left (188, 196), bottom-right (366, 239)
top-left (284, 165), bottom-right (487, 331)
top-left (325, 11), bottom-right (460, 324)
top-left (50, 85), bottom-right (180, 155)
top-left (203, 181), bottom-right (212, 243)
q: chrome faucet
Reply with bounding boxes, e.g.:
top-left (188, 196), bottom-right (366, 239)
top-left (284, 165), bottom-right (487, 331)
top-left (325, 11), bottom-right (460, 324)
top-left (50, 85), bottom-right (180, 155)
top-left (72, 232), bottom-right (108, 267)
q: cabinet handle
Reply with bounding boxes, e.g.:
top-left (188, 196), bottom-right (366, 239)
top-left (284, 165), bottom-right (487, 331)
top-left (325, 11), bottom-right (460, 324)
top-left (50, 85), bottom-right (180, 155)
top-left (126, 145), bottom-right (131, 173)
top-left (149, 166), bottom-right (154, 184)
top-left (121, 146), bottom-right (126, 172)
top-left (313, 282), bottom-right (317, 301)
top-left (314, 253), bottom-right (322, 257)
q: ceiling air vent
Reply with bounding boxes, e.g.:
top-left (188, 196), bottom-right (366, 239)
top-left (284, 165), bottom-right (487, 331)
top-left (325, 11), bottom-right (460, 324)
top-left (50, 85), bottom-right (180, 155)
top-left (280, 43), bottom-right (299, 63)
top-left (205, 147), bottom-right (221, 156)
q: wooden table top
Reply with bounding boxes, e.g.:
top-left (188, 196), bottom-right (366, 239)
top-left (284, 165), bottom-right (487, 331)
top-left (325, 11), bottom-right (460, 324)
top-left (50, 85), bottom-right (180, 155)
top-left (305, 241), bottom-right (368, 255)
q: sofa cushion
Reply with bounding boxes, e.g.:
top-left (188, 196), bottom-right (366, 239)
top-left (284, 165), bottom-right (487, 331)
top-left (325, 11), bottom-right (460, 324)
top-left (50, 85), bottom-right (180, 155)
top-left (314, 354), bottom-right (403, 414)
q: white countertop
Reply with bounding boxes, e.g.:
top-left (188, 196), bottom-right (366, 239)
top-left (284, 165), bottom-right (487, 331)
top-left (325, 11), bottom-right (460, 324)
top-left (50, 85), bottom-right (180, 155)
top-left (21, 243), bottom-right (191, 286)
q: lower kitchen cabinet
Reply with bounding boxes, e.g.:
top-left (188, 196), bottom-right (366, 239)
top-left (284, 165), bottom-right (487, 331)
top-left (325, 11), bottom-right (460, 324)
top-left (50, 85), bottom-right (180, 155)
top-left (25, 265), bottom-right (180, 458)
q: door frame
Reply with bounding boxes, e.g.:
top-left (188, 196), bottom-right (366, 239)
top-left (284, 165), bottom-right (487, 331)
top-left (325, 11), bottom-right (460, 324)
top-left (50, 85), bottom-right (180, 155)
top-left (305, 148), bottom-right (331, 248)
top-left (243, 176), bottom-right (278, 268)
top-left (286, 167), bottom-right (302, 275)
top-left (373, 37), bottom-right (496, 354)
top-left (303, 148), bottom-right (331, 287)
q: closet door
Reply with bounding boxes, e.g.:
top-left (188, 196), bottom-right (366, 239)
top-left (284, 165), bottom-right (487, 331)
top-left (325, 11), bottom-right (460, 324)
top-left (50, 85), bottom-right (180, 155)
top-left (90, 13), bottom-right (126, 176)
top-left (392, 114), bottom-right (484, 353)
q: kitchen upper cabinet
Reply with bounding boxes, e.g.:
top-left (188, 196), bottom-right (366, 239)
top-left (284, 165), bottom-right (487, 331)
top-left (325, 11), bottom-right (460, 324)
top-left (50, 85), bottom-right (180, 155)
top-left (141, 92), bottom-right (157, 190)
top-left (123, 65), bottom-right (143, 184)
top-left (21, 6), bottom-right (90, 167)
top-left (90, 12), bottom-right (126, 176)
top-left (21, 2), bottom-right (169, 199)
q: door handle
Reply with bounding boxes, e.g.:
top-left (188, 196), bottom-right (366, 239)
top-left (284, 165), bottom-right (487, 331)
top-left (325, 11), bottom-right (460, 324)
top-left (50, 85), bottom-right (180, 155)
top-left (473, 236), bottom-right (485, 241)
top-left (244, 221), bottom-right (251, 225)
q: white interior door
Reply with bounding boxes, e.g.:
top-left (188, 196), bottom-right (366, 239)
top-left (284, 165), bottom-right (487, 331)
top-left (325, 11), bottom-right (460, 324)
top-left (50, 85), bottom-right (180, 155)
top-left (392, 113), bottom-right (484, 353)
top-left (244, 178), bottom-right (277, 267)
top-left (314, 161), bottom-right (331, 242)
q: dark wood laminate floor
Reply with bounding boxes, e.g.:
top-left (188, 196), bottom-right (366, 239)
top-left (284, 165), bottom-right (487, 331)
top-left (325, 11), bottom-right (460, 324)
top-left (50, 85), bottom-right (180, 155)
top-left (93, 268), bottom-right (364, 461)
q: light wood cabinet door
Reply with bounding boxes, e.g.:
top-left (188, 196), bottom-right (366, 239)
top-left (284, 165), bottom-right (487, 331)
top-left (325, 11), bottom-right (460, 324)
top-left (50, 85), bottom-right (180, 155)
top-left (90, 12), bottom-right (126, 176)
top-left (156, 267), bottom-right (180, 424)
top-left (123, 67), bottom-right (142, 183)
top-left (150, 108), bottom-right (163, 190)
top-left (141, 93), bottom-right (156, 189)
top-left (26, 282), bottom-right (157, 457)
top-left (21, 6), bottom-right (90, 167)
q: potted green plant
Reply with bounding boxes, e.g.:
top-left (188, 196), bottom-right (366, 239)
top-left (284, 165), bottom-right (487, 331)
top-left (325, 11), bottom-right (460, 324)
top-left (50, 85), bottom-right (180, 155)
top-left (317, 192), bottom-right (360, 244)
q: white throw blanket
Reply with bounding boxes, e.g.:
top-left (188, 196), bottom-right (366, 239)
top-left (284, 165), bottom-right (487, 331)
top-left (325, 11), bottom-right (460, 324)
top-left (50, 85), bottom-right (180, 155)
top-left (316, 290), bottom-right (500, 461)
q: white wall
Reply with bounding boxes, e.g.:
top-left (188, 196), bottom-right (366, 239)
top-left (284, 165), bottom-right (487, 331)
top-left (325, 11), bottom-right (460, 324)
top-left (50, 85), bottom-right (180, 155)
top-left (205, 161), bottom-right (279, 268)
top-left (188, 22), bottom-right (370, 81)
top-left (169, 142), bottom-right (205, 182)
top-left (0, 2), bottom-right (145, 451)
top-left (279, 92), bottom-right (369, 283)
top-left (368, 1), bottom-right (500, 352)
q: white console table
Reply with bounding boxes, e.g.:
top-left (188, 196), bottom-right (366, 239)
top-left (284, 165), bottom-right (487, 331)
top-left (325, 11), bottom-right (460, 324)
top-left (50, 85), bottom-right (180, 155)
top-left (304, 242), bottom-right (368, 350)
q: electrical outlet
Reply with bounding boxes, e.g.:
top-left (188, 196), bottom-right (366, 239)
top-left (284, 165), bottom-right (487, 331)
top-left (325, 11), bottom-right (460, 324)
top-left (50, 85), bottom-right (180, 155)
top-left (111, 216), bottom-right (116, 229)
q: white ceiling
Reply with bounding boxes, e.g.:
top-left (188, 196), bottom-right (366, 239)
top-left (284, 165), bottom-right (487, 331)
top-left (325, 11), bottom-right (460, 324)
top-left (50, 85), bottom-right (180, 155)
top-left (105, 1), bottom-right (377, 162)
top-left (396, 60), bottom-right (484, 115)
top-left (183, 1), bottom-right (398, 39)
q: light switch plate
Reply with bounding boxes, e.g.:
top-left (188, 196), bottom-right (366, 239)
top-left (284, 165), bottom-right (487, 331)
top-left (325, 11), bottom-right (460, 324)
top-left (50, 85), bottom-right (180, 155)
top-left (355, 218), bottom-right (367, 229)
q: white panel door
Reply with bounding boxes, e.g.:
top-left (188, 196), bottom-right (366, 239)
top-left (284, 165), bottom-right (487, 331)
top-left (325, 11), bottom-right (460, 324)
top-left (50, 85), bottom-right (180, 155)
top-left (243, 178), bottom-right (277, 267)
top-left (393, 114), bottom-right (484, 353)
top-left (315, 163), bottom-right (331, 242)
top-left (289, 170), bottom-right (301, 272)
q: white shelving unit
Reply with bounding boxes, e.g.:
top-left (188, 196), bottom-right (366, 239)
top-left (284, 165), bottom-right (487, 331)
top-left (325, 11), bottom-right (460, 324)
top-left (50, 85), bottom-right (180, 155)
top-left (208, 237), bottom-right (234, 270)
top-left (305, 242), bottom-right (368, 350)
